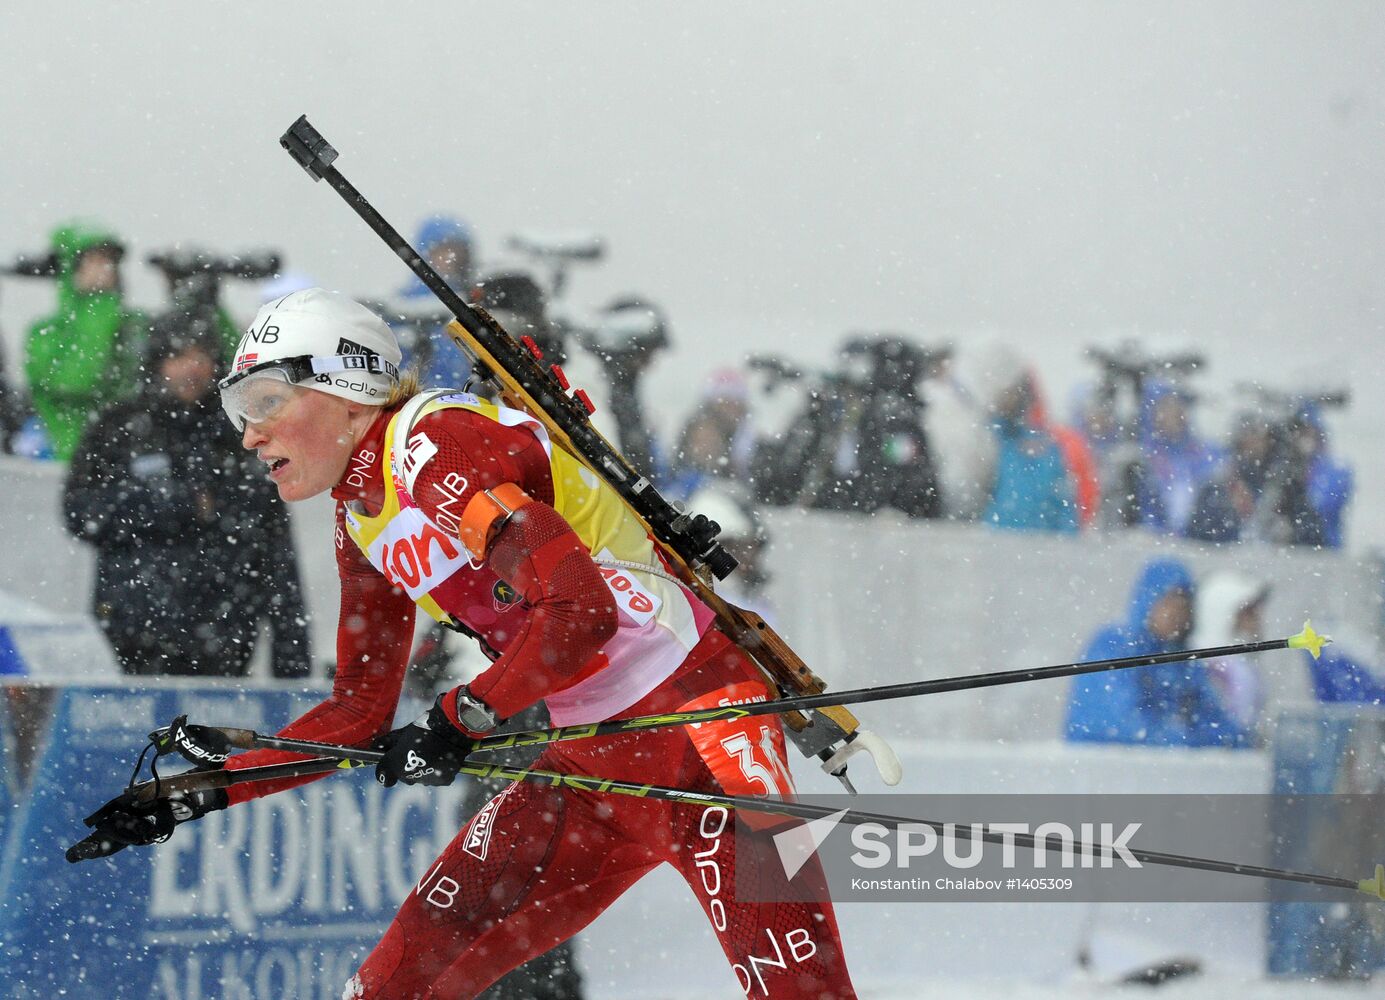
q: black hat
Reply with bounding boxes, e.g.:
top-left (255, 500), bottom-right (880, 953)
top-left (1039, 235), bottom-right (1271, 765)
top-left (146, 309), bottom-right (223, 364)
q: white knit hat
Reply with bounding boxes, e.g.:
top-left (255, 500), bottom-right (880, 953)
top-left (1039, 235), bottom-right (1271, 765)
top-left (228, 288), bottom-right (401, 406)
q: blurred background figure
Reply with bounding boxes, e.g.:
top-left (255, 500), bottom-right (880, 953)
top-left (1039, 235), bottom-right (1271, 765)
top-left (1190, 570), bottom-right (1271, 746)
top-left (21, 221), bottom-right (148, 460)
top-left (398, 214), bottom-right (476, 389)
top-left (61, 312), bottom-right (310, 677)
top-left (1069, 382), bottom-right (1138, 529)
top-left (1078, 342), bottom-right (1207, 531)
top-left (1066, 558), bottom-right (1250, 747)
top-left (571, 295), bottom-right (670, 477)
top-left (1027, 374), bottom-right (1098, 531)
top-left (1302, 618), bottom-right (1385, 706)
top-left (971, 344), bottom-right (1079, 534)
top-left (145, 244), bottom-right (282, 364)
top-left (1187, 408), bottom-right (1327, 547)
top-left (0, 326), bottom-right (25, 455)
top-left (687, 481), bottom-right (774, 623)
top-left (838, 335), bottom-right (944, 519)
top-left (1291, 402), bottom-right (1353, 549)
top-left (405, 214), bottom-right (475, 295)
top-left (924, 352), bottom-right (996, 523)
top-left (1137, 382), bottom-right (1220, 536)
top-left (668, 368), bottom-right (755, 499)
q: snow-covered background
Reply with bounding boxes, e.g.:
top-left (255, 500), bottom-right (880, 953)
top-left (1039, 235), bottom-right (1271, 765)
top-left (4, 4), bottom-right (1385, 997)
top-left (3, 1), bottom-right (1383, 546)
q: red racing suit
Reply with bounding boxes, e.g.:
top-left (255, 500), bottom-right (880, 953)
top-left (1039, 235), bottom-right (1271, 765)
top-left (226, 393), bottom-right (856, 999)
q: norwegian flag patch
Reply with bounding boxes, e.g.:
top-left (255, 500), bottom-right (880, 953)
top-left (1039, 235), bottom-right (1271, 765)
top-left (234, 353), bottom-right (260, 372)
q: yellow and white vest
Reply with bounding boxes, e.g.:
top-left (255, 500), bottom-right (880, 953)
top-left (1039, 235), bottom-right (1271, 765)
top-left (343, 390), bottom-right (713, 725)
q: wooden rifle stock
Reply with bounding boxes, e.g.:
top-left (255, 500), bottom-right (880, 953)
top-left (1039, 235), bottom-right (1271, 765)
top-left (445, 318), bottom-right (860, 740)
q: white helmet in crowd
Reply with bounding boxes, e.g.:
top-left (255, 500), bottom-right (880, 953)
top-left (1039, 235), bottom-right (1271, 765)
top-left (687, 483), bottom-right (764, 544)
top-left (219, 288), bottom-right (402, 428)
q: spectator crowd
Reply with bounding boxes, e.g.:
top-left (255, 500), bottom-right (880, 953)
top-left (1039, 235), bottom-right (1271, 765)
top-left (2, 209), bottom-right (1379, 1000)
top-left (0, 214), bottom-right (1371, 726)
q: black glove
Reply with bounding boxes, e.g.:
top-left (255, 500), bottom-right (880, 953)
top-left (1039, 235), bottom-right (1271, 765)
top-left (65, 786), bottom-right (228, 863)
top-left (375, 694), bottom-right (483, 788)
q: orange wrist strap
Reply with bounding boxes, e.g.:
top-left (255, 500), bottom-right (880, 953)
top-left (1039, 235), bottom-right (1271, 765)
top-left (458, 483), bottom-right (533, 560)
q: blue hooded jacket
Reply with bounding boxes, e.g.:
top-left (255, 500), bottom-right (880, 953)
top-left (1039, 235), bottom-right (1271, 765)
top-left (1296, 404), bottom-right (1353, 549)
top-left (1305, 647), bottom-right (1385, 704)
top-left (395, 215), bottom-right (475, 387)
top-left (399, 215), bottom-right (473, 299)
top-left (1065, 558), bottom-right (1249, 747)
top-left (983, 415), bottom-right (1079, 534)
top-left (1138, 382), bottom-right (1221, 534)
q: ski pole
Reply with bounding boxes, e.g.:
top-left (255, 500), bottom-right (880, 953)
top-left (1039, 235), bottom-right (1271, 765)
top-left (120, 755), bottom-right (368, 801)
top-left (114, 739), bottom-right (1385, 901)
top-left (446, 758), bottom-right (1385, 901)
top-left (197, 622), bottom-right (1330, 760)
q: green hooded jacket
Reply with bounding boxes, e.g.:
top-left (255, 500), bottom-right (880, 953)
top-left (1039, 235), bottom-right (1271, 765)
top-left (23, 221), bottom-right (148, 459)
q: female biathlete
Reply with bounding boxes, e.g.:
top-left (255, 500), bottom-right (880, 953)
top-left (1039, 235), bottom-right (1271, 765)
top-left (89, 289), bottom-right (856, 999)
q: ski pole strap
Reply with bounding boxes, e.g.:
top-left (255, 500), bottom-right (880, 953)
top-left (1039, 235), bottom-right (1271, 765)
top-left (125, 754), bottom-right (376, 803)
top-left (149, 715), bottom-right (235, 770)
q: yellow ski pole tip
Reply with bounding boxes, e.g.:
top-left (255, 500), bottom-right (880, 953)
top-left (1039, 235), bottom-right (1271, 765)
top-left (1358, 863), bottom-right (1385, 900)
top-left (1287, 620), bottom-right (1331, 660)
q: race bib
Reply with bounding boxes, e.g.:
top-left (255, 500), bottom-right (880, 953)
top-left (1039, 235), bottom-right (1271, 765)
top-left (678, 681), bottom-right (796, 802)
top-left (593, 552), bottom-right (663, 626)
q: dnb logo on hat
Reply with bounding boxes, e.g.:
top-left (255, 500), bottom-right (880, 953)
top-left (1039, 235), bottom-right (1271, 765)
top-left (337, 337), bottom-right (400, 380)
top-left (232, 288), bottom-right (404, 408)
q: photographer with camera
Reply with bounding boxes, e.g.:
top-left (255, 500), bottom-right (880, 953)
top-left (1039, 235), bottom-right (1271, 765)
top-left (781, 334), bottom-right (946, 518)
top-left (1138, 382), bottom-right (1222, 536)
top-left (62, 311), bottom-right (310, 677)
top-left (1078, 343), bottom-right (1212, 531)
top-left (1186, 391), bottom-right (1348, 548)
top-left (146, 246), bottom-right (282, 364)
top-left (570, 295), bottom-right (670, 479)
top-left (744, 335), bottom-right (945, 517)
top-left (848, 336), bottom-right (945, 518)
top-left (505, 229), bottom-right (668, 481)
top-left (1292, 401), bottom-right (1353, 549)
top-left (20, 221), bottom-right (148, 460)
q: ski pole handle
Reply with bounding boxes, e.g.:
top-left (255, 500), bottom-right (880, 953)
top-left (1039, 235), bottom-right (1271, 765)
top-left (125, 753), bottom-right (377, 802)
